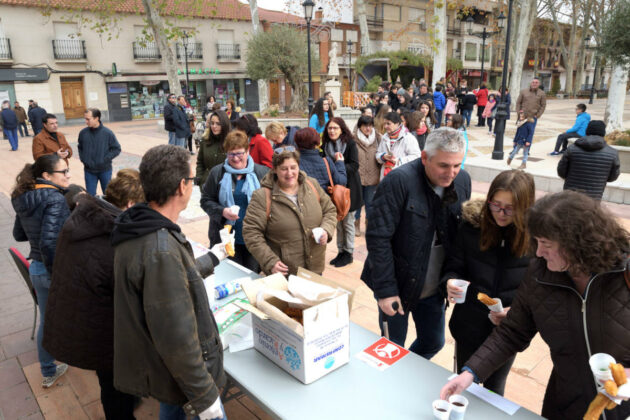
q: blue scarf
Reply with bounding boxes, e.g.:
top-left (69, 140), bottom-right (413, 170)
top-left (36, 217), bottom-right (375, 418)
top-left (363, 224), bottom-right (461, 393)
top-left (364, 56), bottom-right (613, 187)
top-left (218, 155), bottom-right (260, 224)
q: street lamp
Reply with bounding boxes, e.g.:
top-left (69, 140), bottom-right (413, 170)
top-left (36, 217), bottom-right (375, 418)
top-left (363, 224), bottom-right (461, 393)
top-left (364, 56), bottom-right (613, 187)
top-left (584, 35), bottom-right (598, 105)
top-left (303, 0), bottom-right (315, 113)
top-left (182, 31), bottom-right (191, 99)
top-left (347, 40), bottom-right (353, 92)
top-left (492, 1), bottom-right (514, 160)
top-left (466, 12), bottom-right (504, 87)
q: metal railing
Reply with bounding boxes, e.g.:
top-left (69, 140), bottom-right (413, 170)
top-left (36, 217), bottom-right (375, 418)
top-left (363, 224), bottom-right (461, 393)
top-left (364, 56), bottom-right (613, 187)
top-left (52, 39), bottom-right (86, 59)
top-left (447, 27), bottom-right (463, 36)
top-left (216, 43), bottom-right (240, 61)
top-left (0, 38), bottom-right (12, 59)
top-left (133, 42), bottom-right (161, 59)
top-left (176, 42), bottom-right (203, 60)
top-left (367, 16), bottom-right (384, 28)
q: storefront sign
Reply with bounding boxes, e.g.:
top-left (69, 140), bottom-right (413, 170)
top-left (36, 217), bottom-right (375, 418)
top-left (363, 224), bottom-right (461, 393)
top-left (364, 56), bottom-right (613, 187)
top-left (178, 68), bottom-right (220, 75)
top-left (0, 68), bottom-right (48, 82)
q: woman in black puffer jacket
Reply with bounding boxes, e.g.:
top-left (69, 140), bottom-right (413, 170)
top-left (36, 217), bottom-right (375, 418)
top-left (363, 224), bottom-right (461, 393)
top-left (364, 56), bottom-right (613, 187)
top-left (441, 169), bottom-right (535, 395)
top-left (11, 154), bottom-right (71, 388)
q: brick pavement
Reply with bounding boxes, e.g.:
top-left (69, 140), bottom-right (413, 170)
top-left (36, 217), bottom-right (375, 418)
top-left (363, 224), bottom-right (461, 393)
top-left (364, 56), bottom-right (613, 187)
top-left (1, 99), bottom-right (629, 419)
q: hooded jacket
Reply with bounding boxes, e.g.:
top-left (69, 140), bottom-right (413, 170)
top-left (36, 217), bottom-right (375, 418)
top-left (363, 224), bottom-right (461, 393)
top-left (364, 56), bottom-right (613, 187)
top-left (557, 135), bottom-right (620, 200)
top-left (566, 112), bottom-right (591, 137)
top-left (111, 203), bottom-right (225, 417)
top-left (43, 195), bottom-right (121, 370)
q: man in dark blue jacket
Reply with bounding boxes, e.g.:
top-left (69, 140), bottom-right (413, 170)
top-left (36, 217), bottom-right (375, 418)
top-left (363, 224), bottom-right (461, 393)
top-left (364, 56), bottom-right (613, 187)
top-left (78, 108), bottom-right (121, 195)
top-left (1, 100), bottom-right (19, 151)
top-left (361, 127), bottom-right (471, 359)
top-left (27, 101), bottom-right (47, 135)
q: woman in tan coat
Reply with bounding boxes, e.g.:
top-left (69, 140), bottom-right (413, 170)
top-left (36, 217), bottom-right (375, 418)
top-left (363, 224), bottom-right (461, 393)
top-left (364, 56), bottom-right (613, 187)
top-left (353, 115), bottom-right (381, 236)
top-left (243, 148), bottom-right (337, 276)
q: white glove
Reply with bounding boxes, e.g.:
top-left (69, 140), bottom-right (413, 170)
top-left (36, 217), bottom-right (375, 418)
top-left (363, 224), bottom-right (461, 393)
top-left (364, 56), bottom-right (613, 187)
top-left (210, 243), bottom-right (228, 261)
top-left (198, 397), bottom-right (223, 420)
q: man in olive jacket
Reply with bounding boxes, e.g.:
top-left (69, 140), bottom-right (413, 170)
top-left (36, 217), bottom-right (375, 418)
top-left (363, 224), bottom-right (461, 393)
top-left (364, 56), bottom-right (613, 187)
top-left (112, 145), bottom-right (228, 420)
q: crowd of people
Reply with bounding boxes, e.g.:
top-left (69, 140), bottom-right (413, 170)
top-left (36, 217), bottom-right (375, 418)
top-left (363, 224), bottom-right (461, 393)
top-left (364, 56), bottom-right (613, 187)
top-left (7, 83), bottom-right (629, 420)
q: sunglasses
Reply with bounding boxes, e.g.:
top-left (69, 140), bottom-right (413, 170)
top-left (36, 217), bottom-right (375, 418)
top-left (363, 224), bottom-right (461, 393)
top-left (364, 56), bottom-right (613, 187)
top-left (487, 201), bottom-right (514, 216)
top-left (50, 169), bottom-right (70, 175)
top-left (274, 146), bottom-right (296, 154)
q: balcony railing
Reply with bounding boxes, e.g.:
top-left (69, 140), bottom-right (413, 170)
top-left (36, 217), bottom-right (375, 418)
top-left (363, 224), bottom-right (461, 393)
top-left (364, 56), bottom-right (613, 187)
top-left (217, 43), bottom-right (240, 61)
top-left (52, 39), bottom-right (86, 60)
top-left (447, 27), bottom-right (463, 36)
top-left (0, 38), bottom-right (11, 59)
top-left (367, 16), bottom-right (384, 28)
top-left (176, 42), bottom-right (203, 60)
top-left (133, 42), bottom-right (161, 60)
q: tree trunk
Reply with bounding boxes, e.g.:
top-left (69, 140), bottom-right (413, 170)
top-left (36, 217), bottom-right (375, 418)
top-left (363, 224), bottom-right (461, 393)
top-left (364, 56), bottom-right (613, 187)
top-left (507, 0), bottom-right (522, 86)
top-left (141, 0), bottom-right (181, 96)
top-left (574, 0), bottom-right (593, 96)
top-left (356, 0), bottom-right (371, 55)
top-left (604, 64), bottom-right (629, 132)
top-left (286, 71), bottom-right (306, 112)
top-left (509, 0), bottom-right (536, 110)
top-left (248, 0), bottom-right (268, 112)
top-left (549, 0), bottom-right (578, 96)
top-left (431, 0), bottom-right (447, 89)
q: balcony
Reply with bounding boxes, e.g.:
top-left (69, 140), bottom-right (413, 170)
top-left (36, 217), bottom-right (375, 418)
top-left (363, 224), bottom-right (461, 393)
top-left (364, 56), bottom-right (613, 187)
top-left (0, 38), bottom-right (12, 61)
top-left (217, 43), bottom-right (240, 61)
top-left (52, 39), bottom-right (86, 60)
top-left (133, 41), bottom-right (161, 61)
top-left (447, 27), bottom-right (463, 36)
top-left (355, 16), bottom-right (384, 30)
top-left (176, 42), bottom-right (203, 61)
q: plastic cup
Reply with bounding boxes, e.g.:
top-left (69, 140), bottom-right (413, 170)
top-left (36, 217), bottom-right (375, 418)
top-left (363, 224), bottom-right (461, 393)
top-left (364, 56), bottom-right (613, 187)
top-left (432, 399), bottom-right (451, 420)
top-left (448, 395), bottom-right (469, 420)
top-left (230, 205), bottom-right (240, 215)
top-left (312, 227), bottom-right (325, 243)
top-left (451, 279), bottom-right (470, 304)
top-left (589, 353), bottom-right (615, 385)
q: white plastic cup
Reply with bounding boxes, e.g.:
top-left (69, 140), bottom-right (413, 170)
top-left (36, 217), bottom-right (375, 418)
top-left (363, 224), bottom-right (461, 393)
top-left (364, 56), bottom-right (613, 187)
top-left (451, 279), bottom-right (470, 304)
top-left (432, 399), bottom-right (452, 420)
top-left (448, 395), bottom-right (469, 420)
top-left (230, 205), bottom-right (240, 216)
top-left (589, 353), bottom-right (616, 385)
top-left (312, 227), bottom-right (325, 243)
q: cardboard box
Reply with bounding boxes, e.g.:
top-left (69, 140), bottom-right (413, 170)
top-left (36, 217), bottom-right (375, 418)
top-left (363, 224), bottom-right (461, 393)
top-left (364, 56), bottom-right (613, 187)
top-left (250, 273), bottom-right (350, 384)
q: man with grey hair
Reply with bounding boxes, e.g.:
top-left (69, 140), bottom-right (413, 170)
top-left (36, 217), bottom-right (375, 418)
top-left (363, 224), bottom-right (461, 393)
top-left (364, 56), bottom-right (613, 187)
top-left (361, 127), bottom-right (471, 359)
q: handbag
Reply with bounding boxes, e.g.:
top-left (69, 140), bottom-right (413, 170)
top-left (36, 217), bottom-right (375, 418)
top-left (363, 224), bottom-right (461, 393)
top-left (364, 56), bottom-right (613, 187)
top-left (322, 157), bottom-right (350, 222)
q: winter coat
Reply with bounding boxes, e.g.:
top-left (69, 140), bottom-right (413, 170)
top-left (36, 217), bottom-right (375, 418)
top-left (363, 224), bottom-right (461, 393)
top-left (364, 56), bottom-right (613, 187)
top-left (441, 199), bottom-right (531, 351)
top-left (566, 112), bottom-right (591, 137)
top-left (298, 148), bottom-right (346, 191)
top-left (462, 93), bottom-right (477, 111)
top-left (1, 108), bottom-right (18, 130)
top-left (77, 123), bottom-right (121, 173)
top-left (513, 119), bottom-right (535, 146)
top-left (242, 171), bottom-right (337, 276)
top-left (173, 105), bottom-right (191, 139)
top-left (200, 162), bottom-right (269, 246)
top-left (43, 195), bottom-right (121, 371)
top-left (27, 106), bottom-right (47, 133)
top-left (465, 258), bottom-right (630, 420)
top-left (163, 102), bottom-right (176, 132)
top-left (433, 91), bottom-right (446, 111)
top-left (475, 88), bottom-right (488, 107)
top-left (12, 180), bottom-right (70, 272)
top-left (481, 101), bottom-right (496, 119)
top-left (557, 135), bottom-right (620, 200)
top-left (195, 132), bottom-right (226, 186)
top-left (444, 98), bottom-right (457, 116)
top-left (111, 204), bottom-right (225, 417)
top-left (14, 105), bottom-right (27, 123)
top-left (249, 134), bottom-right (273, 168)
top-left (361, 159), bottom-right (471, 312)
top-left (355, 131), bottom-right (382, 186)
top-left (376, 130), bottom-right (421, 179)
top-left (515, 88), bottom-right (546, 119)
top-left (32, 129), bottom-right (73, 163)
top-left (324, 138), bottom-right (363, 212)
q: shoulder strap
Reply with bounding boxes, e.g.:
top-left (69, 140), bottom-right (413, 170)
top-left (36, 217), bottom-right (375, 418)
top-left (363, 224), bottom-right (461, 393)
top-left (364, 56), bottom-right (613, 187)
top-left (304, 179), bottom-right (320, 202)
top-left (322, 157), bottom-right (335, 187)
top-left (264, 187), bottom-right (271, 220)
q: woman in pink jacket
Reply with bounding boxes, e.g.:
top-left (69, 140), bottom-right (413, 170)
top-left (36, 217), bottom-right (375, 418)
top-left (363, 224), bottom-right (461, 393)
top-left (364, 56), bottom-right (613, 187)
top-left (482, 94), bottom-right (497, 134)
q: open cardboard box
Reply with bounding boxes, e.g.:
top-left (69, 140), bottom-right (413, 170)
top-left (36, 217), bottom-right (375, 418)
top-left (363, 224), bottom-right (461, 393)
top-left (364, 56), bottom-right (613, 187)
top-left (242, 269), bottom-right (355, 384)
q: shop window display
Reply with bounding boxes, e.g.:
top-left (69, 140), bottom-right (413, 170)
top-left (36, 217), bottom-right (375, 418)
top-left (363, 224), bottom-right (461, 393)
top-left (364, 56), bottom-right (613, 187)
top-left (129, 81), bottom-right (169, 119)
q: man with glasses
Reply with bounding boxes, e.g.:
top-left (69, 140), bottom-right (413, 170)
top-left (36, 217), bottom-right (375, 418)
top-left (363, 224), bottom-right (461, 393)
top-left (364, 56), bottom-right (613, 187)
top-left (362, 127), bottom-right (471, 360)
top-left (113, 144), bottom-right (229, 420)
top-left (32, 113), bottom-right (73, 163)
top-left (549, 103), bottom-right (590, 156)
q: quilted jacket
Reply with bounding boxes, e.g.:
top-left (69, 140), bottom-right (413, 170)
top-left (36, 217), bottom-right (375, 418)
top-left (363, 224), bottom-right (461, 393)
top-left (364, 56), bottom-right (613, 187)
top-left (12, 180), bottom-right (70, 272)
top-left (441, 199), bottom-right (531, 351)
top-left (43, 195), bottom-right (120, 371)
top-left (557, 135), bottom-right (620, 200)
top-left (361, 158), bottom-right (471, 312)
top-left (466, 258), bottom-right (630, 420)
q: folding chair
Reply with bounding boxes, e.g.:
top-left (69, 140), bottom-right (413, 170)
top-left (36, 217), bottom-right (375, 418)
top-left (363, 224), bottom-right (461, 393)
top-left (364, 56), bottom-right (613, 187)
top-left (8, 247), bottom-right (37, 340)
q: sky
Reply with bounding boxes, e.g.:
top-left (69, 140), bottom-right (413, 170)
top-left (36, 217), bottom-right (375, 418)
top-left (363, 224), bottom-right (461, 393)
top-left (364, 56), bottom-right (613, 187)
top-left (242, 0), bottom-right (354, 24)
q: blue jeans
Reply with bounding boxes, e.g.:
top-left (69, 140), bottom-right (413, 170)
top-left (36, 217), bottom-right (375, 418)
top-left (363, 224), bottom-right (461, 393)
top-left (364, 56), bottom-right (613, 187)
top-left (462, 109), bottom-right (472, 127)
top-left (168, 131), bottom-right (186, 148)
top-left (509, 143), bottom-right (530, 163)
top-left (29, 260), bottom-right (57, 377)
top-left (378, 293), bottom-right (445, 360)
top-left (354, 185), bottom-right (377, 220)
top-left (85, 169), bottom-right (112, 196)
top-left (18, 122), bottom-right (29, 137)
top-left (434, 110), bottom-right (443, 128)
top-left (3, 128), bottom-right (18, 150)
top-left (159, 401), bottom-right (227, 420)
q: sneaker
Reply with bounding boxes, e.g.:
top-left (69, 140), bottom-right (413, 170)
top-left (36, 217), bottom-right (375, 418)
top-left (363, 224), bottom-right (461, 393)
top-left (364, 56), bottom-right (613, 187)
top-left (42, 363), bottom-right (68, 388)
top-left (507, 157), bottom-right (512, 166)
top-left (549, 151), bottom-right (560, 156)
top-left (329, 252), bottom-right (343, 266)
top-left (334, 251), bottom-right (353, 268)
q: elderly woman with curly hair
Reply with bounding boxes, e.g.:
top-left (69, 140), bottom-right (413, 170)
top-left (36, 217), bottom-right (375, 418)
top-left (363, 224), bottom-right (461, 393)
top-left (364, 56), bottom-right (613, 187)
top-left (442, 190), bottom-right (630, 420)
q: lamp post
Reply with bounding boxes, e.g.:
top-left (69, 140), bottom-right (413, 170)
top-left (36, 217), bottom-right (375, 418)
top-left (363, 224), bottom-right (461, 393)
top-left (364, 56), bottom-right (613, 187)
top-left (466, 12), bottom-right (505, 87)
top-left (584, 35), bottom-right (598, 105)
top-left (347, 40), bottom-right (353, 92)
top-left (491, 1), bottom-right (513, 160)
top-left (303, 0), bottom-right (315, 113)
top-left (182, 31), bottom-right (190, 99)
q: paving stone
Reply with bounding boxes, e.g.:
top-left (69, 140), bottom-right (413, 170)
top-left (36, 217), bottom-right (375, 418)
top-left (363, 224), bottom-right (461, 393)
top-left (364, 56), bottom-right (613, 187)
top-left (0, 381), bottom-right (40, 420)
top-left (0, 358), bottom-right (26, 391)
top-left (17, 350), bottom-right (39, 368)
top-left (0, 327), bottom-right (37, 359)
top-left (82, 400), bottom-right (105, 420)
top-left (66, 367), bottom-right (101, 406)
top-left (0, 308), bottom-right (36, 337)
top-left (36, 385), bottom-right (90, 420)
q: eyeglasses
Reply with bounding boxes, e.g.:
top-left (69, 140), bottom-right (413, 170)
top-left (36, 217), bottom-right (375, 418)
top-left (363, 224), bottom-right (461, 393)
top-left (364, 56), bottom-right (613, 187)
top-left (227, 151), bottom-right (246, 159)
top-left (184, 176), bottom-right (195, 183)
top-left (327, 126), bottom-right (341, 131)
top-left (50, 169), bottom-right (70, 175)
top-left (274, 146), bottom-right (296, 154)
top-left (488, 201), bottom-right (514, 216)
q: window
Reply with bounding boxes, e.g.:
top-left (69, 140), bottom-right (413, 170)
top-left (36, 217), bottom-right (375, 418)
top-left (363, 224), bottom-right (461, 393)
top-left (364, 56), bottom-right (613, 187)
top-left (465, 42), bottom-right (477, 61)
top-left (383, 4), bottom-right (401, 21)
top-left (408, 8), bottom-right (426, 24)
top-left (331, 29), bottom-right (344, 42)
top-left (481, 45), bottom-right (491, 62)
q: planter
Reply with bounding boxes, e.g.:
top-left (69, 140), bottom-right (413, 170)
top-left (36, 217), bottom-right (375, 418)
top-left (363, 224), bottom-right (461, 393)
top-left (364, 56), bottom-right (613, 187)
top-left (612, 145), bottom-right (630, 173)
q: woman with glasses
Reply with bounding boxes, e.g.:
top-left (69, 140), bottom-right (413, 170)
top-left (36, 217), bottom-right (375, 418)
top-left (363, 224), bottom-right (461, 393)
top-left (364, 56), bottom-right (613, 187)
top-left (243, 148), bottom-right (337, 276)
top-left (196, 110), bottom-right (229, 186)
top-left (442, 170), bottom-right (535, 395)
top-left (11, 154), bottom-right (71, 388)
top-left (201, 130), bottom-right (269, 271)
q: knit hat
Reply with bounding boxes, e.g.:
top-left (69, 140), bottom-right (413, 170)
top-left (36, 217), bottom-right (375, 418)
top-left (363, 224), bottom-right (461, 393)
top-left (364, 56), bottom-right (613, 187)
top-left (586, 120), bottom-right (606, 137)
top-left (397, 88), bottom-right (406, 96)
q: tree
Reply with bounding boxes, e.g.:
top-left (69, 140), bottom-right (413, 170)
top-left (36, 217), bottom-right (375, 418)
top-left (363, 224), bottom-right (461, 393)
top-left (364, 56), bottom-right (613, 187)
top-left (573, 0), bottom-right (594, 96)
top-left (431, 0), bottom-right (447, 89)
top-left (246, 25), bottom-right (316, 112)
top-left (247, 0), bottom-right (269, 112)
top-left (508, 0), bottom-right (537, 108)
top-left (547, 0), bottom-right (579, 96)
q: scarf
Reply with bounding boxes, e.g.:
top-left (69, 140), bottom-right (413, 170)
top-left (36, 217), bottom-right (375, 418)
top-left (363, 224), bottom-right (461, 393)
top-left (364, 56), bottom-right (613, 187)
top-left (387, 124), bottom-right (405, 148)
top-left (325, 138), bottom-right (347, 159)
top-left (218, 155), bottom-right (260, 224)
top-left (356, 128), bottom-right (376, 146)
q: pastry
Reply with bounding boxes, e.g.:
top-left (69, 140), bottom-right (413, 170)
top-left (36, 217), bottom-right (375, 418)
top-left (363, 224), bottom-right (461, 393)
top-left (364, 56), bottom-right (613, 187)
top-left (610, 363), bottom-right (628, 386)
top-left (477, 292), bottom-right (498, 306)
